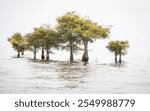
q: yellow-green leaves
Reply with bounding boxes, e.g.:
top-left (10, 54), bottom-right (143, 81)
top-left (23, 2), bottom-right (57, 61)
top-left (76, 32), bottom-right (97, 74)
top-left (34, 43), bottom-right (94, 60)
top-left (8, 32), bottom-right (26, 52)
top-left (106, 40), bottom-right (129, 54)
top-left (106, 40), bottom-right (129, 63)
top-left (8, 11), bottom-right (111, 61)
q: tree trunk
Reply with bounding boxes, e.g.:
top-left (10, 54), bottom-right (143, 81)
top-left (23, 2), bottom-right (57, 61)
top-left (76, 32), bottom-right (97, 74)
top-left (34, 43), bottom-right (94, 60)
top-left (115, 52), bottom-right (117, 64)
top-left (70, 47), bottom-right (74, 62)
top-left (41, 46), bottom-right (45, 60)
top-left (33, 45), bottom-right (36, 60)
top-left (119, 53), bottom-right (122, 64)
top-left (46, 49), bottom-right (50, 61)
top-left (21, 51), bottom-right (24, 55)
top-left (69, 41), bottom-right (74, 62)
top-left (82, 41), bottom-right (89, 61)
top-left (17, 51), bottom-right (20, 58)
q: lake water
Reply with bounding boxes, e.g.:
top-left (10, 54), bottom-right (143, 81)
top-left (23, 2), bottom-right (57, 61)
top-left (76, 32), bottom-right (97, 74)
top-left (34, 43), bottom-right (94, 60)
top-left (0, 38), bottom-right (150, 94)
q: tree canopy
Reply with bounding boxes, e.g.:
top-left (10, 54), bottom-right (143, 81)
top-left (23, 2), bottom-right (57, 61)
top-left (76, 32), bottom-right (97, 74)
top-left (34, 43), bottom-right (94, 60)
top-left (56, 11), bottom-right (110, 61)
top-left (8, 11), bottom-right (131, 64)
top-left (79, 17), bottom-right (110, 61)
top-left (56, 12), bottom-right (83, 61)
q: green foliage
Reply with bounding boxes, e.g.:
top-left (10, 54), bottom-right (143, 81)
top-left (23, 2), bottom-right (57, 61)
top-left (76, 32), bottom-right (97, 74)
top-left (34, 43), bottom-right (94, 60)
top-left (8, 11), bottom-right (113, 61)
top-left (8, 32), bottom-right (28, 52)
top-left (56, 12), bottom-right (83, 61)
top-left (56, 11), bottom-right (82, 44)
top-left (56, 11), bottom-right (110, 60)
top-left (106, 40), bottom-right (129, 55)
top-left (42, 25), bottom-right (58, 51)
top-left (25, 24), bottom-right (60, 60)
top-left (80, 18), bottom-right (110, 41)
top-left (26, 32), bottom-right (40, 50)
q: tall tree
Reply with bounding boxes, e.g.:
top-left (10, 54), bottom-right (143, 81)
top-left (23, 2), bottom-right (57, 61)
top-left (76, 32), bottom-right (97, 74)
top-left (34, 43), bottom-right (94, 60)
top-left (42, 25), bottom-right (58, 61)
top-left (56, 12), bottom-right (82, 62)
top-left (79, 18), bottom-right (110, 61)
top-left (106, 40), bottom-right (129, 63)
top-left (32, 26), bottom-right (47, 60)
top-left (56, 11), bottom-right (110, 62)
top-left (26, 32), bottom-right (41, 60)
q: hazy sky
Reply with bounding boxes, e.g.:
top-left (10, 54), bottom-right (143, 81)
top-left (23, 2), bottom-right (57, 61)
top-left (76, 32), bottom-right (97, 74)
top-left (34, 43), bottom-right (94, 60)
top-left (0, 0), bottom-right (150, 53)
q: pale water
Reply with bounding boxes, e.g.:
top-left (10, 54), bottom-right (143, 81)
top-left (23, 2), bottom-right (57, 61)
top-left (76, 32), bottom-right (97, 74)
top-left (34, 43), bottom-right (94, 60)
top-left (0, 38), bottom-right (150, 94)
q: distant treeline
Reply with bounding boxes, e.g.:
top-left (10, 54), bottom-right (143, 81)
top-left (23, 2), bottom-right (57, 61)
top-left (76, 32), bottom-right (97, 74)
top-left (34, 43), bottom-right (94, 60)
top-left (8, 11), bottom-right (129, 64)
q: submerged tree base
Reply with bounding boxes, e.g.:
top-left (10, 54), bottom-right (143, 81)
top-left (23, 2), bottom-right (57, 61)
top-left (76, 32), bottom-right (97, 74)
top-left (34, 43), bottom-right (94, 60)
top-left (82, 56), bottom-right (89, 62)
top-left (41, 55), bottom-right (45, 60)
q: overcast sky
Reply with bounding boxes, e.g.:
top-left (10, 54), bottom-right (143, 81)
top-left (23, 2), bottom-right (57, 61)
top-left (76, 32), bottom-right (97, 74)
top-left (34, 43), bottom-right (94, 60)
top-left (0, 0), bottom-right (150, 53)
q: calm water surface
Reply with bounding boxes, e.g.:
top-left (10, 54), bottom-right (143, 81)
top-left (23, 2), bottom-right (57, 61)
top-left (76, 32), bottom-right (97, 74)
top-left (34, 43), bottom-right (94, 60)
top-left (0, 39), bottom-right (150, 93)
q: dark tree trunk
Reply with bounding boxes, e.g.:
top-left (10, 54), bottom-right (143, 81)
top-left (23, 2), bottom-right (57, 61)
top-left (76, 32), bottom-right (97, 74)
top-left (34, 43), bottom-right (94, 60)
top-left (17, 51), bottom-right (20, 58)
top-left (41, 46), bottom-right (45, 60)
top-left (21, 51), bottom-right (24, 55)
top-left (46, 49), bottom-right (50, 61)
top-left (33, 45), bottom-right (36, 60)
top-left (115, 52), bottom-right (117, 64)
top-left (69, 41), bottom-right (74, 62)
top-left (119, 53), bottom-right (122, 64)
top-left (82, 41), bottom-right (89, 61)
top-left (70, 47), bottom-right (74, 62)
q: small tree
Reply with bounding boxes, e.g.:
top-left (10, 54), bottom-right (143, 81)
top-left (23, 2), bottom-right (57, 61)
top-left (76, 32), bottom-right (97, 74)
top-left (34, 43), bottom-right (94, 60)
top-left (106, 40), bottom-right (129, 63)
top-left (8, 32), bottom-right (28, 57)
